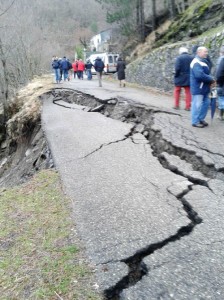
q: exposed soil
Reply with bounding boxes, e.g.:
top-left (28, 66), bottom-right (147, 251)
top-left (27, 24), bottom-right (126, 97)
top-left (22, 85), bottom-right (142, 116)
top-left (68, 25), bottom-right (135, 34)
top-left (0, 76), bottom-right (54, 188)
top-left (0, 124), bottom-right (53, 188)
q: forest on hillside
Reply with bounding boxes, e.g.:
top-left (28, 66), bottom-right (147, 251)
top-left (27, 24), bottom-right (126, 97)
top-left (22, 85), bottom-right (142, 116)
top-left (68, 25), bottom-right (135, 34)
top-left (0, 0), bottom-right (107, 118)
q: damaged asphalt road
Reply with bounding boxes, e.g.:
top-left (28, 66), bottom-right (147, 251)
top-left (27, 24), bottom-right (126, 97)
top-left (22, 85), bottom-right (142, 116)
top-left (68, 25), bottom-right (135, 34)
top-left (41, 79), bottom-right (224, 300)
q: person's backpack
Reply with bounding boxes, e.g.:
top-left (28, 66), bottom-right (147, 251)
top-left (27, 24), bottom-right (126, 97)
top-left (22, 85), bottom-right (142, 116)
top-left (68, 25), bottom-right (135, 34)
top-left (52, 60), bottom-right (59, 69)
top-left (67, 61), bottom-right (72, 70)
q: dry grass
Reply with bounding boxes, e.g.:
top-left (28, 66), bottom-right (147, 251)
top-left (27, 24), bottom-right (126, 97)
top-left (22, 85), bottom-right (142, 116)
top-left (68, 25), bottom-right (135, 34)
top-left (7, 75), bottom-right (53, 141)
top-left (0, 169), bottom-right (102, 300)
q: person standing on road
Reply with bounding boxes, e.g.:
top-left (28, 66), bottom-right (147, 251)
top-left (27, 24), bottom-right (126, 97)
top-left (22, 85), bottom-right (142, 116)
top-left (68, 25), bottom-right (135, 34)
top-left (72, 59), bottom-right (78, 79)
top-left (216, 45), bottom-right (224, 120)
top-left (190, 46), bottom-right (215, 128)
top-left (60, 56), bottom-right (69, 81)
top-left (77, 59), bottom-right (85, 80)
top-left (85, 59), bottom-right (93, 80)
top-left (94, 57), bottom-right (105, 87)
top-left (51, 56), bottom-right (60, 84)
top-left (58, 58), bottom-right (63, 81)
top-left (116, 57), bottom-right (126, 87)
top-left (173, 47), bottom-right (193, 110)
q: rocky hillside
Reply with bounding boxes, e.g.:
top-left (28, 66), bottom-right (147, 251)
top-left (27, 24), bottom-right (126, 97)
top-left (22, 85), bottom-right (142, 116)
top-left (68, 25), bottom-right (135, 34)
top-left (126, 0), bottom-right (224, 92)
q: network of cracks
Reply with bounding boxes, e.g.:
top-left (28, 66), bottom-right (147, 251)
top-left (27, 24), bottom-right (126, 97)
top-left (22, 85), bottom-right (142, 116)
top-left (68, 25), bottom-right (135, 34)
top-left (48, 88), bottom-right (224, 299)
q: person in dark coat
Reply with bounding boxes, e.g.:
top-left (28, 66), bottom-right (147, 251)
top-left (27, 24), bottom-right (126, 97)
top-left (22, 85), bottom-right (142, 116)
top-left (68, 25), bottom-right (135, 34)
top-left (58, 58), bottom-right (63, 81)
top-left (94, 57), bottom-right (105, 87)
top-left (85, 59), bottom-right (93, 80)
top-left (216, 45), bottom-right (224, 120)
top-left (60, 56), bottom-right (69, 81)
top-left (51, 56), bottom-right (60, 84)
top-left (116, 57), bottom-right (126, 87)
top-left (173, 47), bottom-right (193, 110)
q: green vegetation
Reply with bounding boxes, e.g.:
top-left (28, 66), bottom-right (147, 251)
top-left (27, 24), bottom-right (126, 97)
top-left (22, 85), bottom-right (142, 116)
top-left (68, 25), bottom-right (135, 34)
top-left (197, 0), bottom-right (212, 15)
top-left (0, 170), bottom-right (102, 300)
top-left (75, 45), bottom-right (85, 60)
top-left (154, 0), bottom-right (222, 49)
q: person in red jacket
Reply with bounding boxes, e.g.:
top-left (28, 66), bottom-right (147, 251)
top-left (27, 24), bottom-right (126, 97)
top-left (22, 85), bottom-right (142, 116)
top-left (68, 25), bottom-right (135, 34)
top-left (72, 59), bottom-right (78, 79)
top-left (77, 59), bottom-right (85, 79)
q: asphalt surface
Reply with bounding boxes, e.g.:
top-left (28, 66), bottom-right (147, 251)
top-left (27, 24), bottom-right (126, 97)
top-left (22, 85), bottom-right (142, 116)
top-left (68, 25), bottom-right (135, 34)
top-left (42, 76), bottom-right (224, 299)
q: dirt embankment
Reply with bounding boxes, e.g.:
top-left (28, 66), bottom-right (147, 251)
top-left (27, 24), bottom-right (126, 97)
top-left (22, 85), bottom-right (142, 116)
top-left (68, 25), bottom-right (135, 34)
top-left (0, 76), bottom-right (54, 188)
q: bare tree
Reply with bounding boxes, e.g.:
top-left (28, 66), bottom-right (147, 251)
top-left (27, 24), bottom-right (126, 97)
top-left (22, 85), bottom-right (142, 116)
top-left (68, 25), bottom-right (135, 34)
top-left (168, 0), bottom-right (176, 18)
top-left (0, 38), bottom-right (9, 121)
top-left (136, 0), bottom-right (145, 42)
top-left (0, 0), bottom-right (107, 122)
top-left (151, 0), bottom-right (156, 31)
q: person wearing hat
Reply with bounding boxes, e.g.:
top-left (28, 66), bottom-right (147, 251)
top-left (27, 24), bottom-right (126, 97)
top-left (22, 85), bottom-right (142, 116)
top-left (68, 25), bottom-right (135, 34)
top-left (173, 46), bottom-right (193, 110)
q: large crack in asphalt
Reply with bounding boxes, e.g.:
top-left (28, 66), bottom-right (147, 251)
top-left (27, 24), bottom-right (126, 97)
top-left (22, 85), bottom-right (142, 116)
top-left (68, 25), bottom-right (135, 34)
top-left (104, 189), bottom-right (202, 299)
top-left (50, 88), bottom-right (221, 299)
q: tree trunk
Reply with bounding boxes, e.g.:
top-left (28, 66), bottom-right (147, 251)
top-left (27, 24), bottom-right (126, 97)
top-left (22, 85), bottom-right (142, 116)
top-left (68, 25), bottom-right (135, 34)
top-left (140, 0), bottom-right (145, 42)
top-left (169, 0), bottom-right (176, 18)
top-left (0, 38), bottom-right (9, 123)
top-left (136, 0), bottom-right (145, 42)
top-left (151, 0), bottom-right (156, 31)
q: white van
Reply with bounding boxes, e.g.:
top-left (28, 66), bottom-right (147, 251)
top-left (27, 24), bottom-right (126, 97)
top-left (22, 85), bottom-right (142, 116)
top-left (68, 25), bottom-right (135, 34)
top-left (88, 53), bottom-right (119, 74)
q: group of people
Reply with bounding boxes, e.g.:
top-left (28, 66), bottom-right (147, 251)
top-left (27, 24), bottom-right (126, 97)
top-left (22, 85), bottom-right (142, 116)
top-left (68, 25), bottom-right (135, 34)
top-left (51, 55), bottom-right (106, 86)
top-left (52, 47), bottom-right (224, 129)
top-left (51, 56), bottom-right (91, 83)
top-left (173, 45), bottom-right (224, 128)
top-left (52, 55), bottom-right (126, 88)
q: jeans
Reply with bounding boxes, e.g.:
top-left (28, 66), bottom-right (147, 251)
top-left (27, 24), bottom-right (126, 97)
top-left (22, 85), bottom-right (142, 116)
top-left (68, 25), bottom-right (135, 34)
top-left (218, 95), bottom-right (224, 110)
top-left (174, 86), bottom-right (191, 109)
top-left (62, 69), bottom-right (68, 81)
top-left (86, 69), bottom-right (92, 80)
top-left (191, 94), bottom-right (210, 125)
top-left (54, 68), bottom-right (60, 82)
top-left (77, 71), bottom-right (83, 79)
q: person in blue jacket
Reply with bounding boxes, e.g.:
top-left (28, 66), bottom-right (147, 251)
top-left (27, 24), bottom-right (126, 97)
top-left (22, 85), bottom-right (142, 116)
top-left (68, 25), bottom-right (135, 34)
top-left (51, 56), bottom-right (60, 84)
top-left (85, 59), bottom-right (93, 80)
top-left (60, 56), bottom-right (69, 81)
top-left (190, 46), bottom-right (215, 128)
